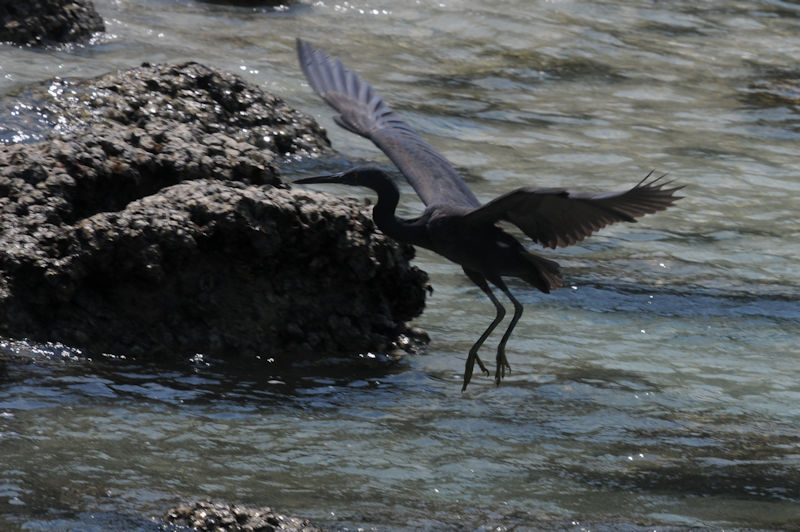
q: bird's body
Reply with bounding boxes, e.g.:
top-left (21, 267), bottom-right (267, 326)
top-left (344, 173), bottom-right (560, 291)
top-left (294, 39), bottom-right (683, 390)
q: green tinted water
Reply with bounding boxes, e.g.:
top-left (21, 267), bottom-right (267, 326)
top-left (1, 0), bottom-right (799, 529)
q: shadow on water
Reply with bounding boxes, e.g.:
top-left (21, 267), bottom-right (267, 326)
top-left (552, 364), bottom-right (662, 394)
top-left (561, 403), bottom-right (800, 501)
top-left (0, 336), bottom-right (414, 405)
top-left (557, 281), bottom-right (800, 322)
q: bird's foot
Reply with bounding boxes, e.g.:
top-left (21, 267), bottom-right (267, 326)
top-left (494, 351), bottom-right (511, 386)
top-left (494, 365), bottom-right (510, 386)
top-left (463, 352), bottom-right (492, 391)
top-left (462, 353), bottom-right (481, 391)
top-left (461, 367), bottom-right (472, 392)
top-left (475, 355), bottom-right (490, 376)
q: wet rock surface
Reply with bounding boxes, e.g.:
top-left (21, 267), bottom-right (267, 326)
top-left (161, 500), bottom-right (724, 532)
top-left (0, 61), bottom-right (429, 360)
top-left (0, 0), bottom-right (104, 46)
top-left (164, 501), bottom-right (325, 532)
top-left (4, 60), bottom-right (329, 152)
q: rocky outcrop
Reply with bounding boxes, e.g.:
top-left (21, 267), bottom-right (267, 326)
top-left (0, 0), bottom-right (104, 46)
top-left (164, 501), bottom-right (325, 532)
top-left (13, 60), bottom-right (329, 157)
top-left (0, 61), bottom-right (429, 361)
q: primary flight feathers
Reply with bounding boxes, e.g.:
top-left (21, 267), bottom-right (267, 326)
top-left (297, 38), bottom-right (481, 207)
top-left (463, 172), bottom-right (683, 249)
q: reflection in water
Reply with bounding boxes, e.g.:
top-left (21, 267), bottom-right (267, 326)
top-left (1, 0), bottom-right (800, 530)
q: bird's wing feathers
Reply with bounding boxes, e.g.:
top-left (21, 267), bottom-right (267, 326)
top-left (462, 173), bottom-right (684, 249)
top-left (297, 38), bottom-right (480, 208)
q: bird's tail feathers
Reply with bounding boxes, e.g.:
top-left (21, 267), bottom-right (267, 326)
top-left (520, 251), bottom-right (563, 293)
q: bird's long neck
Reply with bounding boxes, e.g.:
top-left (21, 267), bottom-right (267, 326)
top-left (368, 178), bottom-right (427, 246)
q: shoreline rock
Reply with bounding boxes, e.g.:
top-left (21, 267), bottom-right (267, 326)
top-left (0, 0), bottom-right (104, 46)
top-left (0, 62), bottom-right (429, 362)
top-left (4, 60), bottom-right (330, 156)
top-left (162, 499), bottom-right (755, 532)
top-left (164, 501), bottom-right (325, 532)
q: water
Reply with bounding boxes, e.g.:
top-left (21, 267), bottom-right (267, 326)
top-left (2, 0), bottom-right (799, 529)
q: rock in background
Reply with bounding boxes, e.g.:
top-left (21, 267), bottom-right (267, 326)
top-left (0, 62), bottom-right (429, 361)
top-left (0, 0), bottom-right (104, 46)
top-left (164, 500), bottom-right (325, 532)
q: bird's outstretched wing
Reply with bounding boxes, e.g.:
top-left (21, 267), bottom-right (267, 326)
top-left (296, 38), bottom-right (480, 208)
top-left (462, 172), bottom-right (684, 249)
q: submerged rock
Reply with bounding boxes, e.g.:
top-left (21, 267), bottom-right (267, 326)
top-left (0, 62), bottom-right (429, 361)
top-left (164, 500), bottom-right (325, 532)
top-left (0, 0), bottom-right (104, 46)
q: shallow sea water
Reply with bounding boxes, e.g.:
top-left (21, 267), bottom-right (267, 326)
top-left (1, 0), bottom-right (799, 530)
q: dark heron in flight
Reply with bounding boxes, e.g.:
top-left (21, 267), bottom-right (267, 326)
top-left (293, 39), bottom-right (683, 390)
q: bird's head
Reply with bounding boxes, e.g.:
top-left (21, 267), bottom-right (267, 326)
top-left (293, 166), bottom-right (395, 191)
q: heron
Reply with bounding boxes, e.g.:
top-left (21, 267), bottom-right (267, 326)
top-left (293, 39), bottom-right (683, 390)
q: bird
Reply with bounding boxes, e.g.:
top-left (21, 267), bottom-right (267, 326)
top-left (293, 38), bottom-right (683, 390)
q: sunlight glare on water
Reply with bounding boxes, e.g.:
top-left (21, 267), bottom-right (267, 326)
top-left (1, 0), bottom-right (799, 530)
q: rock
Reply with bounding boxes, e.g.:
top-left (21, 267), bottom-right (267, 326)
top-left (0, 177), bottom-right (428, 358)
top-left (164, 500), bottom-right (325, 532)
top-left (0, 62), bottom-right (429, 361)
top-left (4, 60), bottom-right (330, 155)
top-left (0, 0), bottom-right (104, 46)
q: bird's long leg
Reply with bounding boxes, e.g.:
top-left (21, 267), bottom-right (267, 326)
top-left (490, 277), bottom-right (524, 386)
top-left (462, 268), bottom-right (506, 391)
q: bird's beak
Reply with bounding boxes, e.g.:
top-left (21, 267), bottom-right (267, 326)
top-left (293, 172), bottom-right (345, 185)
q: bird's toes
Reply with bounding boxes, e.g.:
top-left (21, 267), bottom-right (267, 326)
top-left (475, 355), bottom-right (489, 375)
top-left (461, 369), bottom-right (473, 391)
top-left (496, 353), bottom-right (511, 372)
top-left (463, 352), bottom-right (477, 391)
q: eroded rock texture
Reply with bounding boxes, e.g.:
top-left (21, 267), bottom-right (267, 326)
top-left (0, 0), bottom-right (104, 46)
top-left (0, 62), bottom-right (429, 360)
